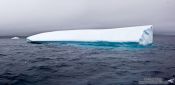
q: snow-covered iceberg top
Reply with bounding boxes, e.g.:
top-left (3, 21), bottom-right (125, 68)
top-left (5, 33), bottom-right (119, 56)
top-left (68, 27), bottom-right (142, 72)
top-left (27, 25), bottom-right (153, 45)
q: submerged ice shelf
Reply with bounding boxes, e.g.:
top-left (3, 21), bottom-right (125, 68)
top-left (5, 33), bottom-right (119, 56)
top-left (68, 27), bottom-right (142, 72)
top-left (27, 25), bottom-right (153, 45)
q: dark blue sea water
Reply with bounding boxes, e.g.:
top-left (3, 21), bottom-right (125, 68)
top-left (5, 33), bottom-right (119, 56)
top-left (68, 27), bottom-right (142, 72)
top-left (0, 35), bottom-right (175, 85)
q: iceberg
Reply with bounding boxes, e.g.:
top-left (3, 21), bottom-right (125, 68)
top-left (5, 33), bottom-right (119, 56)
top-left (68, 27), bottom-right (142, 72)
top-left (11, 37), bottom-right (20, 39)
top-left (27, 25), bottom-right (153, 45)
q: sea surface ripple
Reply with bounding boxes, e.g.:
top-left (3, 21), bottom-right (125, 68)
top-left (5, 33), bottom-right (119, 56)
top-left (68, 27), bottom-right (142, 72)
top-left (0, 35), bottom-right (175, 85)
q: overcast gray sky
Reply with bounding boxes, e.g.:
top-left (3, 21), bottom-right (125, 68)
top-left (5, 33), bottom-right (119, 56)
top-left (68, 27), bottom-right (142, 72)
top-left (0, 0), bottom-right (174, 36)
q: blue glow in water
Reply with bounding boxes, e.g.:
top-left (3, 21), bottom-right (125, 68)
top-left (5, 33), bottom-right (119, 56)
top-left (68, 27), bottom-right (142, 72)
top-left (33, 41), bottom-right (154, 50)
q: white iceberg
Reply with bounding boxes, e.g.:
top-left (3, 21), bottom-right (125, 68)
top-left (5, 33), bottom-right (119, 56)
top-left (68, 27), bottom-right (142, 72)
top-left (11, 37), bottom-right (20, 39)
top-left (27, 25), bottom-right (153, 45)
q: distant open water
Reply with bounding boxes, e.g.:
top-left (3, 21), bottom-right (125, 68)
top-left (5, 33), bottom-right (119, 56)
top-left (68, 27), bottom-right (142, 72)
top-left (0, 35), bottom-right (175, 85)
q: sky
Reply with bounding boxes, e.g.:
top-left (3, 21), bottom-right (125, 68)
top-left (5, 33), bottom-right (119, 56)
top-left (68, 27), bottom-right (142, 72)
top-left (0, 0), bottom-right (174, 36)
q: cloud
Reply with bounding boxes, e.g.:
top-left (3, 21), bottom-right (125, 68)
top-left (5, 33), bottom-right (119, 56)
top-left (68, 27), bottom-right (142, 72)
top-left (0, 0), bottom-right (174, 36)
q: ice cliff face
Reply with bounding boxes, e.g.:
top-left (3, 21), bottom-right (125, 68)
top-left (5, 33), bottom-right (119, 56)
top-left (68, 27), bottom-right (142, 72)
top-left (139, 26), bottom-right (153, 45)
top-left (27, 25), bottom-right (153, 45)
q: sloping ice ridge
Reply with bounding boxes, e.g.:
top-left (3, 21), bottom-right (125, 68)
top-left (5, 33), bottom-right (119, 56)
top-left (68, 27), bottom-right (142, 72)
top-left (27, 25), bottom-right (153, 45)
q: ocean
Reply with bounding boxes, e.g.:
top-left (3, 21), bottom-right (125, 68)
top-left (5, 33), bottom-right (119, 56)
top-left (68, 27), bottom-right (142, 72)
top-left (0, 35), bottom-right (175, 85)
